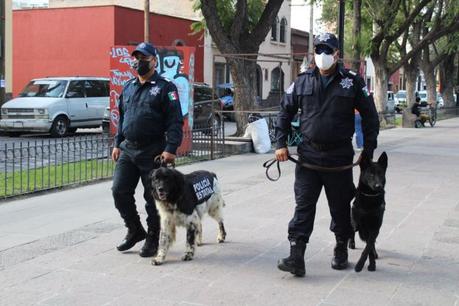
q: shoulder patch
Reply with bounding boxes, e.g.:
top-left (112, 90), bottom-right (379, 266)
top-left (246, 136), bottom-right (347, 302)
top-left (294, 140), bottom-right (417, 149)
top-left (286, 82), bottom-right (295, 94)
top-left (362, 86), bottom-right (370, 98)
top-left (168, 91), bottom-right (179, 101)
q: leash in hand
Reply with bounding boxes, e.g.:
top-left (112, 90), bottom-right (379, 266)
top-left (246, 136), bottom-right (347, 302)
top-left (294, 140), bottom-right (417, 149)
top-left (263, 154), bottom-right (362, 181)
top-left (154, 155), bottom-right (176, 169)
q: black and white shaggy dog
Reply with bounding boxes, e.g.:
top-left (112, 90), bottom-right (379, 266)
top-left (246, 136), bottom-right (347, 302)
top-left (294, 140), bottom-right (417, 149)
top-left (351, 152), bottom-right (387, 272)
top-left (149, 167), bottom-right (226, 265)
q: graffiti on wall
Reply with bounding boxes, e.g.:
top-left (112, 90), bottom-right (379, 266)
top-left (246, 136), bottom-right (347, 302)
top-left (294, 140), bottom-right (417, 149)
top-left (109, 46), bottom-right (195, 153)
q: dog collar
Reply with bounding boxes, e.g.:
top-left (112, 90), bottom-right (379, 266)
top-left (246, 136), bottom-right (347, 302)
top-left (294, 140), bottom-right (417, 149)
top-left (358, 190), bottom-right (384, 197)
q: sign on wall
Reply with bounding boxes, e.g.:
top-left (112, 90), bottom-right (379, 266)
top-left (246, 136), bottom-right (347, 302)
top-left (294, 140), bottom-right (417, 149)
top-left (109, 45), bottom-right (195, 154)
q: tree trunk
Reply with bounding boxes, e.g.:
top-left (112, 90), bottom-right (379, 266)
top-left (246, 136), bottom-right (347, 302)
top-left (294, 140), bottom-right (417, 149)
top-left (439, 53), bottom-right (455, 107)
top-left (402, 64), bottom-right (418, 127)
top-left (372, 58), bottom-right (389, 126)
top-left (423, 68), bottom-right (437, 107)
top-left (351, 0), bottom-right (362, 72)
top-left (228, 57), bottom-right (258, 135)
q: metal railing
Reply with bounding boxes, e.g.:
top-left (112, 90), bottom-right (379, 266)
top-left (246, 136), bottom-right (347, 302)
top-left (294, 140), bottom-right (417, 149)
top-left (0, 126), bottom-right (225, 200)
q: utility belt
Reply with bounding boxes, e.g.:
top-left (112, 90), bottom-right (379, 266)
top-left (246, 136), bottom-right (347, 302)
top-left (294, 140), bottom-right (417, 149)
top-left (124, 139), bottom-right (154, 149)
top-left (305, 137), bottom-right (351, 152)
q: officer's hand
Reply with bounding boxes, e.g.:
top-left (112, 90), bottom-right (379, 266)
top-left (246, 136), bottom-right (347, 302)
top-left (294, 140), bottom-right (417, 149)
top-left (112, 147), bottom-right (121, 162)
top-left (161, 152), bottom-right (176, 164)
top-left (275, 148), bottom-right (289, 162)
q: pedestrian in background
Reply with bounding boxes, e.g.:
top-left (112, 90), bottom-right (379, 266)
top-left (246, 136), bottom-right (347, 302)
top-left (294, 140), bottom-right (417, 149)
top-left (275, 33), bottom-right (379, 277)
top-left (112, 42), bottom-right (183, 257)
top-left (354, 109), bottom-right (363, 150)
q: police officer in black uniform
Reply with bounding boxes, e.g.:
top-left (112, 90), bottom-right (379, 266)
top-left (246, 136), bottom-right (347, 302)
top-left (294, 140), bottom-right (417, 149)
top-left (275, 33), bottom-right (379, 277)
top-left (112, 42), bottom-right (183, 257)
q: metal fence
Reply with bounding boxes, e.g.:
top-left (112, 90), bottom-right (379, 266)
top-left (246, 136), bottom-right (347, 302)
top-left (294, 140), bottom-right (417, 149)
top-left (0, 126), bottom-right (225, 200)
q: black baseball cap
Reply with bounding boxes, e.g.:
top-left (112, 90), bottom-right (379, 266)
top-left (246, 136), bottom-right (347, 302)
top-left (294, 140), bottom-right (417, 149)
top-left (313, 33), bottom-right (339, 50)
top-left (132, 42), bottom-right (157, 57)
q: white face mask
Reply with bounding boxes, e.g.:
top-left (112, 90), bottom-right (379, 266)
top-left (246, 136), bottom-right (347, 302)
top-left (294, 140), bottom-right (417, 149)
top-left (315, 53), bottom-right (335, 70)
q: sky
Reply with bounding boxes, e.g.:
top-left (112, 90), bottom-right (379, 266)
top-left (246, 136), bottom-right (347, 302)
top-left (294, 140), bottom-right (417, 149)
top-left (289, 0), bottom-right (324, 34)
top-left (16, 0), bottom-right (324, 34)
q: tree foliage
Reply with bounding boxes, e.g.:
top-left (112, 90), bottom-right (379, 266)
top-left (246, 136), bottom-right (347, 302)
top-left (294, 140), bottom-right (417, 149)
top-left (191, 0), bottom-right (266, 37)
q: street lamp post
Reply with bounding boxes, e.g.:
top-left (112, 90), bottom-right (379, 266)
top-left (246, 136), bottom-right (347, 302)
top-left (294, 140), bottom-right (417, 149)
top-left (338, 0), bottom-right (345, 59)
top-left (144, 0), bottom-right (150, 43)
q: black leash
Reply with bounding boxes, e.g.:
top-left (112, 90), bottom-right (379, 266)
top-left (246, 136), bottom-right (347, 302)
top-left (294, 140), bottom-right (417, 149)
top-left (263, 155), bottom-right (362, 181)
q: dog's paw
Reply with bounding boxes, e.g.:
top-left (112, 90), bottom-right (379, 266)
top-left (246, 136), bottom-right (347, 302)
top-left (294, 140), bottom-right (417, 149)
top-left (217, 233), bottom-right (226, 243)
top-left (354, 261), bottom-right (364, 272)
top-left (151, 257), bottom-right (164, 266)
top-left (182, 252), bottom-right (194, 261)
top-left (368, 263), bottom-right (376, 271)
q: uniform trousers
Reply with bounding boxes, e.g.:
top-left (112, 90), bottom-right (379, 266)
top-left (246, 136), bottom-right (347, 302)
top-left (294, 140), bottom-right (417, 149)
top-left (112, 142), bottom-right (162, 232)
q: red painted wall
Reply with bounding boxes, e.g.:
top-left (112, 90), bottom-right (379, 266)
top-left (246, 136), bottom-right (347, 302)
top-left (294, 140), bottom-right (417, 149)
top-left (13, 6), bottom-right (204, 97)
top-left (114, 7), bottom-right (204, 82)
top-left (13, 7), bottom-right (115, 96)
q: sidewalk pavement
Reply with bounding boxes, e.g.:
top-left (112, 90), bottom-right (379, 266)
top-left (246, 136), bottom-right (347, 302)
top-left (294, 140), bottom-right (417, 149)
top-left (1, 118), bottom-right (459, 306)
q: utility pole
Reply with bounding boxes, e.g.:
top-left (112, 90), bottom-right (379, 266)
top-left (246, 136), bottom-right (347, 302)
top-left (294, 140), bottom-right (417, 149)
top-left (308, 1), bottom-right (314, 62)
top-left (144, 0), bottom-right (150, 43)
top-left (0, 0), bottom-right (5, 106)
top-left (338, 0), bottom-right (345, 59)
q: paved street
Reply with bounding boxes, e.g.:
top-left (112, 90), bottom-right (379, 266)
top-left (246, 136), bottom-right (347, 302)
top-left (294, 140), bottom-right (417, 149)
top-left (1, 118), bottom-right (459, 306)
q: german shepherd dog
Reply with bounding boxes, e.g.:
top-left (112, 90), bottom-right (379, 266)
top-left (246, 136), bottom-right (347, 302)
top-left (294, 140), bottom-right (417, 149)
top-left (350, 152), bottom-right (387, 272)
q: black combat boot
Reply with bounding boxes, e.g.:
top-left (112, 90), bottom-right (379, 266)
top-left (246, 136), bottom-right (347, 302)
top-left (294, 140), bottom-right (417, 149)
top-left (139, 228), bottom-right (159, 257)
top-left (116, 219), bottom-right (146, 252)
top-left (277, 240), bottom-right (306, 277)
top-left (331, 236), bottom-right (349, 270)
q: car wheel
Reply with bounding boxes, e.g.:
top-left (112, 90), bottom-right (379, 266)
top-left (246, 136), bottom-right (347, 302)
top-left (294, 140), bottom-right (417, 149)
top-left (50, 116), bottom-right (69, 137)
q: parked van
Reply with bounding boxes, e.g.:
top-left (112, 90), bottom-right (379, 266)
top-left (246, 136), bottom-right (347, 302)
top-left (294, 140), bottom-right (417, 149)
top-left (0, 77), bottom-right (109, 137)
top-left (386, 91), bottom-right (395, 113)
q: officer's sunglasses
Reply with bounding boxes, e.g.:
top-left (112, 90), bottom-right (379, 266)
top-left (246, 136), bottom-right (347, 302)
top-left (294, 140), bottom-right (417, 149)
top-left (315, 45), bottom-right (334, 55)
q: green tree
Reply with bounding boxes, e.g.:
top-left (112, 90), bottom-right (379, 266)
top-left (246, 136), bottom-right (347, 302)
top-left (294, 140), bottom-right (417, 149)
top-left (193, 0), bottom-right (284, 135)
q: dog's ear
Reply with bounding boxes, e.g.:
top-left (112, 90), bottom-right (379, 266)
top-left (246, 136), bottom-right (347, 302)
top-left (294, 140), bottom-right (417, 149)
top-left (377, 152), bottom-right (388, 170)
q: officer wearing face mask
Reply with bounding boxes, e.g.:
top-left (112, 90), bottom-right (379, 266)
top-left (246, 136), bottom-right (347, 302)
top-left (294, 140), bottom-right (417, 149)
top-left (275, 33), bottom-right (379, 277)
top-left (112, 42), bottom-right (183, 257)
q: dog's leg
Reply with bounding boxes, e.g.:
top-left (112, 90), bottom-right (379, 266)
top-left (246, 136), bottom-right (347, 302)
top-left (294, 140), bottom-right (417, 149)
top-left (368, 243), bottom-right (377, 271)
top-left (208, 196), bottom-right (226, 243)
top-left (355, 243), bottom-right (370, 272)
top-left (182, 214), bottom-right (199, 261)
top-left (196, 221), bottom-right (203, 246)
top-left (152, 219), bottom-right (174, 266)
top-left (349, 232), bottom-right (356, 249)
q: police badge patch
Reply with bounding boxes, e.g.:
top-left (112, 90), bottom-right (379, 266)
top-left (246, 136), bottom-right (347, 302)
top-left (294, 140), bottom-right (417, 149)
top-left (340, 77), bottom-right (353, 89)
top-left (318, 33), bottom-right (331, 42)
top-left (149, 86), bottom-right (161, 96)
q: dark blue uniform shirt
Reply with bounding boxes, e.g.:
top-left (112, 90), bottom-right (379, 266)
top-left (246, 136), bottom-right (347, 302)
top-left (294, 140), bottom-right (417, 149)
top-left (115, 71), bottom-right (183, 154)
top-left (276, 65), bottom-right (379, 163)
